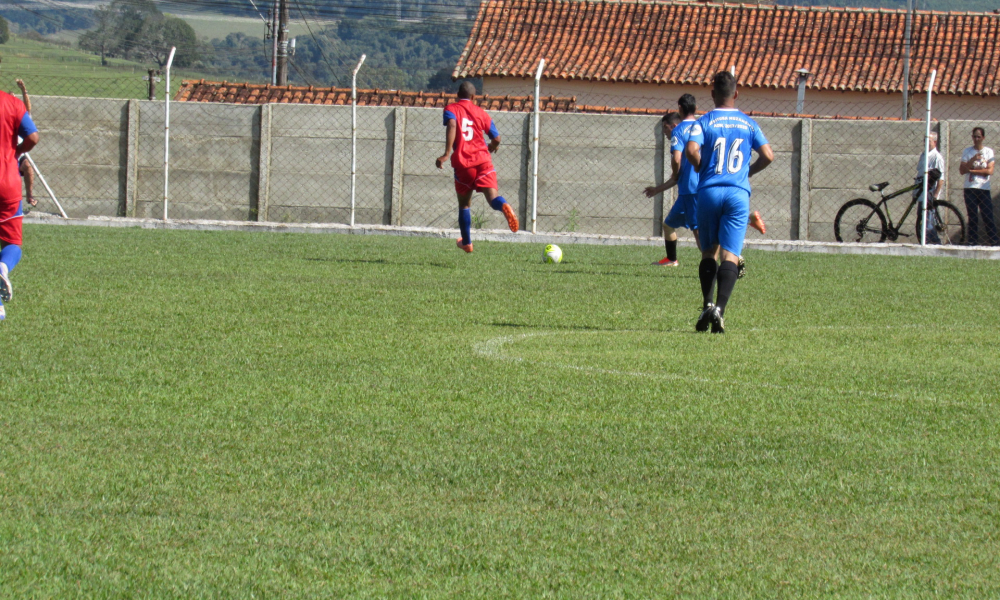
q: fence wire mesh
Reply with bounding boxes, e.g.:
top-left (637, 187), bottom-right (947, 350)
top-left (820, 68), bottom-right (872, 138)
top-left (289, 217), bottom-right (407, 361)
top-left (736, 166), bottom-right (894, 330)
top-left (537, 113), bottom-right (660, 237)
top-left (14, 92), bottom-right (1000, 246)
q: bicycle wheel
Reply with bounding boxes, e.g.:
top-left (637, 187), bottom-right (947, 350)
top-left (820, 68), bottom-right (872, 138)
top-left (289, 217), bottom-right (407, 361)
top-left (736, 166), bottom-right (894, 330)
top-left (834, 198), bottom-right (887, 243)
top-left (925, 201), bottom-right (966, 245)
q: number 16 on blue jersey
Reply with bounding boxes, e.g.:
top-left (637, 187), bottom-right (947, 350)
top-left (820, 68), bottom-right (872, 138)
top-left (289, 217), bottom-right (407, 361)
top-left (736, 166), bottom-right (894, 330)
top-left (688, 108), bottom-right (768, 194)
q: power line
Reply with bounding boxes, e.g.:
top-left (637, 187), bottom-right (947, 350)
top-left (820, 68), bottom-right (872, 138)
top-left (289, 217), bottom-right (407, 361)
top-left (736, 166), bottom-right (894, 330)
top-left (4, 0), bottom-right (989, 72)
top-left (292, 0), bottom-right (344, 86)
top-left (286, 55), bottom-right (314, 86)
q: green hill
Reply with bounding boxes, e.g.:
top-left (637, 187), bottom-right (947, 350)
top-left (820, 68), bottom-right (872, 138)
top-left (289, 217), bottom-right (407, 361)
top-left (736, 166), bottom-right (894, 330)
top-left (0, 35), bottom-right (215, 100)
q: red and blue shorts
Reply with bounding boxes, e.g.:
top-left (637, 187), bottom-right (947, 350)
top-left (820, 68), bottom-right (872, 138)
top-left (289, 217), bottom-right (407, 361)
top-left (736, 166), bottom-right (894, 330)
top-left (0, 200), bottom-right (23, 246)
top-left (453, 161), bottom-right (498, 195)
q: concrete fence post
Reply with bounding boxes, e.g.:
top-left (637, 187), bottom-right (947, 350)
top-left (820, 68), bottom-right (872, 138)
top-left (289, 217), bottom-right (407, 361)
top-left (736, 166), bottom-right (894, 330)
top-left (527, 101), bottom-right (539, 233)
top-left (124, 99), bottom-right (139, 217)
top-left (257, 103), bottom-right (272, 222)
top-left (653, 119), bottom-right (665, 237)
top-left (391, 107), bottom-right (406, 226)
top-left (797, 118), bottom-right (812, 240)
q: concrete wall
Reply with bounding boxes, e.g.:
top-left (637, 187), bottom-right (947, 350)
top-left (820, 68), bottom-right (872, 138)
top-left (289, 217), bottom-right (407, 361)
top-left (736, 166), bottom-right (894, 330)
top-left (24, 96), bottom-right (1000, 243)
top-left (808, 120), bottom-right (931, 242)
top-left (535, 113), bottom-right (661, 236)
top-left (134, 101), bottom-right (260, 221)
top-left (266, 104), bottom-right (395, 225)
top-left (28, 96), bottom-right (129, 218)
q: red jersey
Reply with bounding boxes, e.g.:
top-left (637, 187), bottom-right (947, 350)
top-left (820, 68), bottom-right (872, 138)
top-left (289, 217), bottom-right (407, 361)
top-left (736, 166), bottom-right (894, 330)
top-left (444, 99), bottom-right (498, 169)
top-left (0, 92), bottom-right (26, 208)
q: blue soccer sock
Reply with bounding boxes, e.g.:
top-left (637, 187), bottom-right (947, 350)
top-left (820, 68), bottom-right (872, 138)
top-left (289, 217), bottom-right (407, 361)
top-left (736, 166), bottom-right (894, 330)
top-left (0, 244), bottom-right (22, 276)
top-left (489, 196), bottom-right (508, 211)
top-left (459, 208), bottom-right (472, 246)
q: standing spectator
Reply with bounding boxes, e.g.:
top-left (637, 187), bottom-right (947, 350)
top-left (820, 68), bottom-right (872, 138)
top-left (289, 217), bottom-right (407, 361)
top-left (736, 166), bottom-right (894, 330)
top-left (916, 132), bottom-right (945, 244)
top-left (0, 80), bottom-right (39, 320)
top-left (959, 127), bottom-right (997, 246)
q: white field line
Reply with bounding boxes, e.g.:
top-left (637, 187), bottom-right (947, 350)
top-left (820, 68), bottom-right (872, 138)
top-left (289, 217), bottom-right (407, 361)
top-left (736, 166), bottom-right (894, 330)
top-left (472, 329), bottom-right (969, 403)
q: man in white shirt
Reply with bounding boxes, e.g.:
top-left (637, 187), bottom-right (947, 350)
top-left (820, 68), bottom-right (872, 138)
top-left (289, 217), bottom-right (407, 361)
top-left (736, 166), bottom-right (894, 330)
top-left (916, 132), bottom-right (945, 243)
top-left (959, 127), bottom-right (997, 246)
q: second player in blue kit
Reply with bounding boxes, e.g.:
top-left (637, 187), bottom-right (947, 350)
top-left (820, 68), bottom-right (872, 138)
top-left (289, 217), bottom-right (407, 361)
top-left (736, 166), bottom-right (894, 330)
top-left (685, 71), bottom-right (774, 333)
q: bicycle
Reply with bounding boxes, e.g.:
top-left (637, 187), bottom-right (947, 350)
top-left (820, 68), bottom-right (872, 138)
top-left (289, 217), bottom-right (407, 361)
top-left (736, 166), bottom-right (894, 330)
top-left (833, 171), bottom-right (966, 244)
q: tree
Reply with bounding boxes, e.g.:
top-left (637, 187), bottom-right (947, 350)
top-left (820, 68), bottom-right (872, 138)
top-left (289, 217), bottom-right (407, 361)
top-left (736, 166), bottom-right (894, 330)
top-left (426, 68), bottom-right (456, 92)
top-left (138, 15), bottom-right (199, 67)
top-left (0, 16), bottom-right (9, 45)
top-left (78, 0), bottom-right (198, 67)
top-left (78, 5), bottom-right (117, 65)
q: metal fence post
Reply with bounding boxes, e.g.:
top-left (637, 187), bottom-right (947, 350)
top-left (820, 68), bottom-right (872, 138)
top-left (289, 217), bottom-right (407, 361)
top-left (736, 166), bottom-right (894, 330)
top-left (350, 54), bottom-right (366, 227)
top-left (920, 69), bottom-right (937, 246)
top-left (531, 58), bottom-right (545, 234)
top-left (162, 46), bottom-right (176, 221)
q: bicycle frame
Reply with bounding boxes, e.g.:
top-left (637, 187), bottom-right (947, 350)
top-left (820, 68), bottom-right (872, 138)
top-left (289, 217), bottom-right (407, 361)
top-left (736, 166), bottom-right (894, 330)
top-left (871, 178), bottom-right (924, 240)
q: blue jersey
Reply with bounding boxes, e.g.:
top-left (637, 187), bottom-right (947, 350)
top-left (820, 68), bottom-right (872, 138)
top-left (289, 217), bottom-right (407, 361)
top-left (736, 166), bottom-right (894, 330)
top-left (670, 119), bottom-right (700, 196)
top-left (688, 108), bottom-right (768, 194)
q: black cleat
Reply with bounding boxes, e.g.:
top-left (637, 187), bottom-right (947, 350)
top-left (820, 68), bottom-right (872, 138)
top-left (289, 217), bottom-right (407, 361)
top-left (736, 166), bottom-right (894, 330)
top-left (737, 256), bottom-right (746, 279)
top-left (710, 306), bottom-right (725, 334)
top-left (696, 303), bottom-right (715, 332)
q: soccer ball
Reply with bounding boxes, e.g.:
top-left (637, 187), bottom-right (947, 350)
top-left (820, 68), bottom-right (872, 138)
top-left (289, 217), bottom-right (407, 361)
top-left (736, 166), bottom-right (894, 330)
top-left (543, 244), bottom-right (563, 264)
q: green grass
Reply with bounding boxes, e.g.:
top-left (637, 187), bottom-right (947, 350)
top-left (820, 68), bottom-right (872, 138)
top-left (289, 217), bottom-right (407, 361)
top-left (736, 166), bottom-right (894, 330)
top-left (0, 36), bottom-right (218, 99)
top-left (1, 224), bottom-right (999, 597)
top-left (172, 12), bottom-right (313, 42)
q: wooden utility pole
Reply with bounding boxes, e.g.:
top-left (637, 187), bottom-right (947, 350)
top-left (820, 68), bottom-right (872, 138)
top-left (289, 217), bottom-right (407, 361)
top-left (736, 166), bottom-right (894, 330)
top-left (146, 69), bottom-right (161, 100)
top-left (147, 69), bottom-right (157, 100)
top-left (276, 0), bottom-right (289, 85)
top-left (270, 1), bottom-right (278, 84)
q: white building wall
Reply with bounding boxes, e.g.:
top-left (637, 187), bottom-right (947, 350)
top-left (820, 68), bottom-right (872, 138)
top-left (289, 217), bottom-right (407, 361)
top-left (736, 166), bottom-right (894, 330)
top-left (483, 77), bottom-right (1000, 121)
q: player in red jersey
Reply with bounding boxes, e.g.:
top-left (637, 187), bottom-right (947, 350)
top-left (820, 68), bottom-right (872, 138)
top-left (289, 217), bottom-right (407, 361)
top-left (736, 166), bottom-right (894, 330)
top-left (435, 81), bottom-right (518, 253)
top-left (0, 78), bottom-right (39, 320)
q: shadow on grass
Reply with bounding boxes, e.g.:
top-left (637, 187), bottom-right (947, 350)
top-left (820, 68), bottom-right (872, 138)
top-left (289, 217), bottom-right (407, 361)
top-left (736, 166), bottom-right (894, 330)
top-left (304, 257), bottom-right (455, 269)
top-left (545, 268), bottom-right (698, 279)
top-left (487, 320), bottom-right (699, 334)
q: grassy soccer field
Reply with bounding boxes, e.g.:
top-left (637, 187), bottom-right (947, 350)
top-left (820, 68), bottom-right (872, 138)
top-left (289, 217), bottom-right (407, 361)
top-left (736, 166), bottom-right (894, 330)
top-left (1, 224), bottom-right (998, 597)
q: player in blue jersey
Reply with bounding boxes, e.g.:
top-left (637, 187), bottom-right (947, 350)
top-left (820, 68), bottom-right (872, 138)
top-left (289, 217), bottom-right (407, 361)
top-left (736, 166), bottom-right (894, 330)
top-left (685, 71), bottom-right (773, 333)
top-left (644, 94), bottom-right (700, 266)
top-left (644, 94), bottom-right (766, 270)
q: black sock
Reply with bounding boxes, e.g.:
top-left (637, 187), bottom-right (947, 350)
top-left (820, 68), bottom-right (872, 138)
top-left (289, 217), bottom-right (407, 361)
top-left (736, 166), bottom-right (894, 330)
top-left (665, 239), bottom-right (677, 261)
top-left (715, 261), bottom-right (740, 316)
top-left (699, 258), bottom-right (717, 308)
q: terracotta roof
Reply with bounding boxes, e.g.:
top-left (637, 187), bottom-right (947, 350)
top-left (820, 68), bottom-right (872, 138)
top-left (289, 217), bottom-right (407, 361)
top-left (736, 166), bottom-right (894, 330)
top-left (454, 0), bottom-right (1000, 96)
top-left (175, 80), bottom-right (578, 111)
top-left (175, 79), bottom-right (920, 120)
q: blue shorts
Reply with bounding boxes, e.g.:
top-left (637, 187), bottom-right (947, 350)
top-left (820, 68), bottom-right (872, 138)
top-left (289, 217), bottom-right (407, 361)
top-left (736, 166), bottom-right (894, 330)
top-left (664, 194), bottom-right (698, 231)
top-left (696, 186), bottom-right (750, 256)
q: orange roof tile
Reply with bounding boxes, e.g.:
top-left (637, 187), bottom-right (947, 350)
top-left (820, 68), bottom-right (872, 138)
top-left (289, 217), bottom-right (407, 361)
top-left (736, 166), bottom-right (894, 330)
top-left (174, 79), bottom-right (919, 120)
top-left (454, 0), bottom-right (1000, 96)
top-left (175, 80), bottom-right (581, 112)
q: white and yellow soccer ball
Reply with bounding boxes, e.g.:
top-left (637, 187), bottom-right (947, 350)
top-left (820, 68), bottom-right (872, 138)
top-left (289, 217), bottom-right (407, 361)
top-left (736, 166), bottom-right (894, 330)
top-left (543, 244), bottom-right (563, 264)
